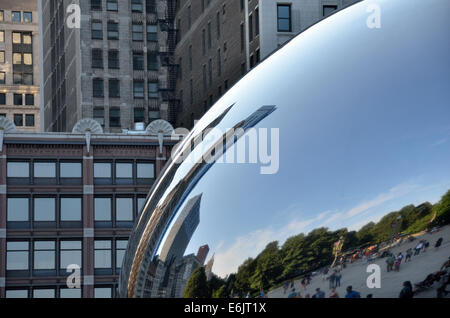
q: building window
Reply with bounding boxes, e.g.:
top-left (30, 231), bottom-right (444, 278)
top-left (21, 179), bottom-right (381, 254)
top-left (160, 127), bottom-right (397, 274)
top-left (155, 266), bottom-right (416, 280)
top-left (217, 49), bottom-right (221, 77)
top-left (33, 289), bottom-right (55, 298)
top-left (109, 108), bottom-right (121, 127)
top-left (249, 14), bottom-right (253, 42)
top-left (131, 0), bottom-right (143, 12)
top-left (25, 114), bottom-right (35, 127)
top-left (107, 0), bottom-right (118, 11)
top-left (14, 94), bottom-right (23, 105)
top-left (134, 108), bottom-right (145, 123)
top-left (0, 71), bottom-right (5, 84)
top-left (108, 50), bottom-right (119, 69)
top-left (137, 162), bottom-right (154, 179)
top-left (94, 162), bottom-right (112, 178)
top-left (109, 79), bottom-right (120, 98)
top-left (146, 0), bottom-right (156, 13)
top-left (33, 241), bottom-right (56, 270)
top-left (93, 78), bottom-right (104, 97)
top-left (12, 11), bottom-right (21, 22)
top-left (91, 0), bottom-right (102, 10)
top-left (94, 240), bottom-right (112, 269)
top-left (147, 24), bottom-right (157, 42)
top-left (132, 24), bottom-right (143, 41)
top-left (116, 197), bottom-right (133, 221)
top-left (202, 29), bottom-right (206, 56)
top-left (147, 53), bottom-right (158, 70)
top-left (0, 10), bottom-right (3, 22)
top-left (25, 94), bottom-right (34, 105)
top-left (208, 58), bottom-right (212, 86)
top-left (116, 162), bottom-right (133, 179)
top-left (7, 198), bottom-right (29, 222)
top-left (34, 198), bottom-right (56, 222)
top-left (116, 240), bottom-right (128, 269)
top-left (323, 5), bottom-right (338, 17)
top-left (14, 114), bottom-right (23, 126)
top-left (94, 287), bottom-right (112, 298)
top-left (24, 12), bottom-right (33, 23)
top-left (60, 198), bottom-right (82, 221)
top-left (92, 21), bottom-right (103, 39)
top-left (60, 288), bottom-right (82, 298)
top-left (133, 51), bottom-right (144, 70)
top-left (0, 93), bottom-right (5, 104)
top-left (255, 8), bottom-right (259, 36)
top-left (7, 161), bottom-right (29, 178)
top-left (60, 241), bottom-right (82, 270)
top-left (240, 24), bottom-right (244, 53)
top-left (92, 49), bottom-right (103, 68)
top-left (34, 162), bottom-right (56, 178)
top-left (6, 290), bottom-right (28, 298)
top-left (207, 22), bottom-right (212, 49)
top-left (0, 50), bottom-right (4, 63)
top-left (94, 108), bottom-right (105, 126)
top-left (7, 241), bottom-right (29, 270)
top-left (188, 45), bottom-right (193, 72)
top-left (94, 198), bottom-right (112, 221)
top-left (240, 0), bottom-right (244, 11)
top-left (0, 31), bottom-right (4, 43)
top-left (148, 82), bottom-right (158, 99)
top-left (133, 80), bottom-right (144, 98)
top-left (277, 4), bottom-right (292, 32)
top-left (217, 12), bottom-right (221, 39)
top-left (107, 21), bottom-right (119, 40)
top-left (202, 65), bottom-right (206, 91)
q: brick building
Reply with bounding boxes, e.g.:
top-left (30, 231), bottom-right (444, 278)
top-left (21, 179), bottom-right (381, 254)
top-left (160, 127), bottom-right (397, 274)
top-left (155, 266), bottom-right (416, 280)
top-left (0, 117), bottom-right (177, 298)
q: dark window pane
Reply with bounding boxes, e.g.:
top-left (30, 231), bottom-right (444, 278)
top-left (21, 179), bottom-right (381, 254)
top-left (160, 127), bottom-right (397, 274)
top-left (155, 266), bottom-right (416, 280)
top-left (25, 114), bottom-right (35, 127)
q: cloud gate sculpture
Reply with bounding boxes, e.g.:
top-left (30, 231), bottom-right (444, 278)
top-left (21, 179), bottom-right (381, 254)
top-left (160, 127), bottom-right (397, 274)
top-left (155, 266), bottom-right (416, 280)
top-left (119, 0), bottom-right (450, 298)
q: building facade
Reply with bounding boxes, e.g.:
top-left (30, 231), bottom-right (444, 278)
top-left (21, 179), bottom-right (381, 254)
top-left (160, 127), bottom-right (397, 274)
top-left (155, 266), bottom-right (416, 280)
top-left (39, 0), bottom-right (179, 133)
top-left (173, 0), bottom-right (358, 128)
top-left (0, 0), bottom-right (40, 132)
top-left (0, 118), bottom-right (176, 298)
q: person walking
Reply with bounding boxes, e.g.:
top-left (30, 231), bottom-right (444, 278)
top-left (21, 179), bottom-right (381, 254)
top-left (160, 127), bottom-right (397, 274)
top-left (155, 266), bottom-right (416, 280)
top-left (405, 248), bottom-right (412, 262)
top-left (399, 281), bottom-right (414, 298)
top-left (435, 237), bottom-right (443, 250)
top-left (386, 253), bottom-right (395, 272)
top-left (301, 278), bottom-right (306, 290)
top-left (329, 272), bottom-right (336, 289)
top-left (415, 241), bottom-right (424, 255)
top-left (345, 286), bottom-right (361, 298)
top-left (335, 272), bottom-right (342, 287)
top-left (287, 288), bottom-right (298, 298)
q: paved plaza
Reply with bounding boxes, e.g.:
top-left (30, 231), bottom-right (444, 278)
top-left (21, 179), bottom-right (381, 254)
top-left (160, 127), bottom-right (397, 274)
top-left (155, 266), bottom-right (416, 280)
top-left (268, 225), bottom-right (450, 298)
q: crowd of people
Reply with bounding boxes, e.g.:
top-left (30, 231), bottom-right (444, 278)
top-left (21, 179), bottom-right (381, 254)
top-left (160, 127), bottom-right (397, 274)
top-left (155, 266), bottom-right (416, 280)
top-left (273, 233), bottom-right (448, 298)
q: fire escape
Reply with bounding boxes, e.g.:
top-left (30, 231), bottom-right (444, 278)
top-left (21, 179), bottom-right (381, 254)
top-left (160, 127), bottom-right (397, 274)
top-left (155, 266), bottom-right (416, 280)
top-left (159, 0), bottom-right (180, 125)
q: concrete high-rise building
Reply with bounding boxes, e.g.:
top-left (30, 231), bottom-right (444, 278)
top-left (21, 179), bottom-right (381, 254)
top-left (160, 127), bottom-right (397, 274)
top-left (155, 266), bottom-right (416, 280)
top-left (39, 0), bottom-right (179, 133)
top-left (196, 244), bottom-right (209, 265)
top-left (0, 117), bottom-right (176, 298)
top-left (0, 0), bottom-right (40, 132)
top-left (172, 0), bottom-right (358, 128)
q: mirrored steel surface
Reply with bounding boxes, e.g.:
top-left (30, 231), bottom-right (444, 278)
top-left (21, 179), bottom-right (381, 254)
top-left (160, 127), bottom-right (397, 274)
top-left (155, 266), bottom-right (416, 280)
top-left (119, 0), bottom-right (450, 298)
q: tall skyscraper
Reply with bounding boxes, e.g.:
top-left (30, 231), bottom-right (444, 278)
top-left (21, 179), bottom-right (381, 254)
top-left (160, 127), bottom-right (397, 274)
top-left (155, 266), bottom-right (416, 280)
top-left (0, 0), bottom-right (40, 132)
top-left (196, 244), bottom-right (209, 265)
top-left (39, 0), bottom-right (178, 132)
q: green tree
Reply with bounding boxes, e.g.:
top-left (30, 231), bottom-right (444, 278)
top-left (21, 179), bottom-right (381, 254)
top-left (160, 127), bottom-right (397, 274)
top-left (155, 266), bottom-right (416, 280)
top-left (184, 266), bottom-right (210, 298)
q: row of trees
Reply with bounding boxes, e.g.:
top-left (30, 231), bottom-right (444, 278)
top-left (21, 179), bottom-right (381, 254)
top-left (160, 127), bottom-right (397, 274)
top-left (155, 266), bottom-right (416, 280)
top-left (184, 190), bottom-right (450, 298)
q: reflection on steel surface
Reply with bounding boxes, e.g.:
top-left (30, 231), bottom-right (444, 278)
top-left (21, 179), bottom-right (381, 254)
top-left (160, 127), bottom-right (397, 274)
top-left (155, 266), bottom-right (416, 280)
top-left (120, 0), bottom-right (450, 298)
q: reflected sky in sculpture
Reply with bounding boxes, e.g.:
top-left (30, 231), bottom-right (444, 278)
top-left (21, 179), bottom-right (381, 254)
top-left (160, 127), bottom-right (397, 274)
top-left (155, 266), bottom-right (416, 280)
top-left (120, 0), bottom-right (450, 296)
